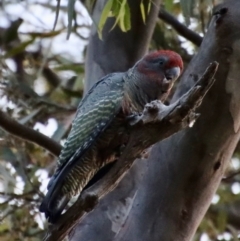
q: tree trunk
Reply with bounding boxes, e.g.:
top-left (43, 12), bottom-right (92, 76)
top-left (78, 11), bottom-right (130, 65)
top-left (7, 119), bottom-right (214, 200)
top-left (70, 0), bottom-right (240, 240)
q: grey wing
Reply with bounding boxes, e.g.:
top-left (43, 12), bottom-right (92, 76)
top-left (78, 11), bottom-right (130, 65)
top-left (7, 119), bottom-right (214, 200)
top-left (39, 73), bottom-right (125, 223)
top-left (49, 72), bottom-right (125, 188)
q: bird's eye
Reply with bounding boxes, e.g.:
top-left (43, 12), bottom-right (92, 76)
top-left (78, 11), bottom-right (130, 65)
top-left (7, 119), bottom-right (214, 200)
top-left (159, 60), bottom-right (164, 66)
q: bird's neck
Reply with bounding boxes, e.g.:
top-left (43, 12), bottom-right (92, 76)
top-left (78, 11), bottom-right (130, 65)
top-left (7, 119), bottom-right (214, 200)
top-left (123, 67), bottom-right (153, 113)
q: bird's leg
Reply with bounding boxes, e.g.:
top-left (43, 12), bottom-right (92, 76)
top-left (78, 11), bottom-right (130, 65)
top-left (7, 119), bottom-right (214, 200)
top-left (125, 111), bottom-right (141, 125)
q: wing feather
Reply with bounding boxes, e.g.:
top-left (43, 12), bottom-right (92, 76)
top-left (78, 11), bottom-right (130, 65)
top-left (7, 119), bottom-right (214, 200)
top-left (47, 72), bottom-right (125, 189)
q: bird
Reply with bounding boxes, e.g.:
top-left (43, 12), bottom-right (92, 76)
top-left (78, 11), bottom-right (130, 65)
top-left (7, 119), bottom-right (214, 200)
top-left (39, 50), bottom-right (183, 223)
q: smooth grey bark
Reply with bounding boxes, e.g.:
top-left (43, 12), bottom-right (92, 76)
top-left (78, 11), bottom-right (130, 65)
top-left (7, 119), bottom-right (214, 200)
top-left (70, 0), bottom-right (240, 240)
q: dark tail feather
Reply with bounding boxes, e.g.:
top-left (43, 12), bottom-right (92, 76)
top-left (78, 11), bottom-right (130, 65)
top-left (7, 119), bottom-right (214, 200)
top-left (39, 177), bottom-right (70, 223)
top-left (83, 161), bottom-right (116, 190)
top-left (40, 161), bottom-right (116, 223)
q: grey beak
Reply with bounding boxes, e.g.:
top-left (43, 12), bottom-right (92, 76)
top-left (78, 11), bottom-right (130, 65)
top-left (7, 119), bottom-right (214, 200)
top-left (165, 67), bottom-right (181, 81)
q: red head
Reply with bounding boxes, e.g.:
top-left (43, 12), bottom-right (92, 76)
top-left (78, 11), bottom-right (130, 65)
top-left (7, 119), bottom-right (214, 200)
top-left (137, 50), bottom-right (183, 78)
top-left (144, 50), bottom-right (183, 70)
top-left (133, 50), bottom-right (183, 101)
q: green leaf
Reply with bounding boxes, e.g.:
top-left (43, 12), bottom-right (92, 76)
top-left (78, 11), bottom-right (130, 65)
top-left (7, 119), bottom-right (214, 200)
top-left (53, 0), bottom-right (61, 31)
top-left (111, 0), bottom-right (121, 16)
top-left (111, 0), bottom-right (127, 31)
top-left (123, 2), bottom-right (131, 31)
top-left (54, 64), bottom-right (84, 73)
top-left (67, 0), bottom-right (76, 40)
top-left (28, 29), bottom-right (63, 38)
top-left (147, 1), bottom-right (151, 14)
top-left (98, 0), bottom-right (114, 39)
top-left (165, 0), bottom-right (174, 12)
top-left (140, 1), bottom-right (146, 24)
top-left (61, 86), bottom-right (83, 98)
top-left (119, 1), bottom-right (127, 31)
top-left (5, 38), bottom-right (35, 58)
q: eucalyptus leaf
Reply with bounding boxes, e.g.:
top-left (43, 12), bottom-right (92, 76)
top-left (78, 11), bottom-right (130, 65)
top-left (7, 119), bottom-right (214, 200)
top-left (123, 2), bottom-right (131, 31)
top-left (67, 0), bottom-right (76, 40)
top-left (54, 64), bottom-right (84, 74)
top-left (98, 0), bottom-right (114, 39)
top-left (110, 0), bottom-right (127, 31)
top-left (5, 39), bottom-right (35, 58)
top-left (140, 1), bottom-right (146, 24)
top-left (28, 29), bottom-right (63, 38)
top-left (53, 0), bottom-right (61, 31)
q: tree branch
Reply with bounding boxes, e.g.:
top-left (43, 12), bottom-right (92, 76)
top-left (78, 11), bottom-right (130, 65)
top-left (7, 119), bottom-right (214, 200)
top-left (158, 8), bottom-right (203, 47)
top-left (234, 140), bottom-right (240, 154)
top-left (0, 110), bottom-right (61, 156)
top-left (43, 62), bottom-right (218, 241)
top-left (222, 169), bottom-right (240, 183)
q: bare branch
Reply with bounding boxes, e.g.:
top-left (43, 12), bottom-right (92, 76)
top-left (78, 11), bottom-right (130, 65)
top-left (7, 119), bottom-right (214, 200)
top-left (222, 170), bottom-right (240, 183)
top-left (42, 66), bottom-right (61, 88)
top-left (43, 62), bottom-right (218, 241)
top-left (0, 110), bottom-right (61, 156)
top-left (159, 8), bottom-right (203, 47)
top-left (234, 141), bottom-right (240, 154)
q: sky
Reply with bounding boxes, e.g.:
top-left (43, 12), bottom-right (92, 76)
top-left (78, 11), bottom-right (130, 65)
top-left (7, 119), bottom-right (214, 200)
top-left (1, 0), bottom-right (91, 62)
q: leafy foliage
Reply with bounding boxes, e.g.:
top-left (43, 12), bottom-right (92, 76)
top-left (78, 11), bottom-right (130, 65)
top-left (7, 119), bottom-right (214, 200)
top-left (0, 1), bottom-right (88, 239)
top-left (97, 0), bottom-right (132, 39)
top-left (97, 0), bottom-right (152, 39)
